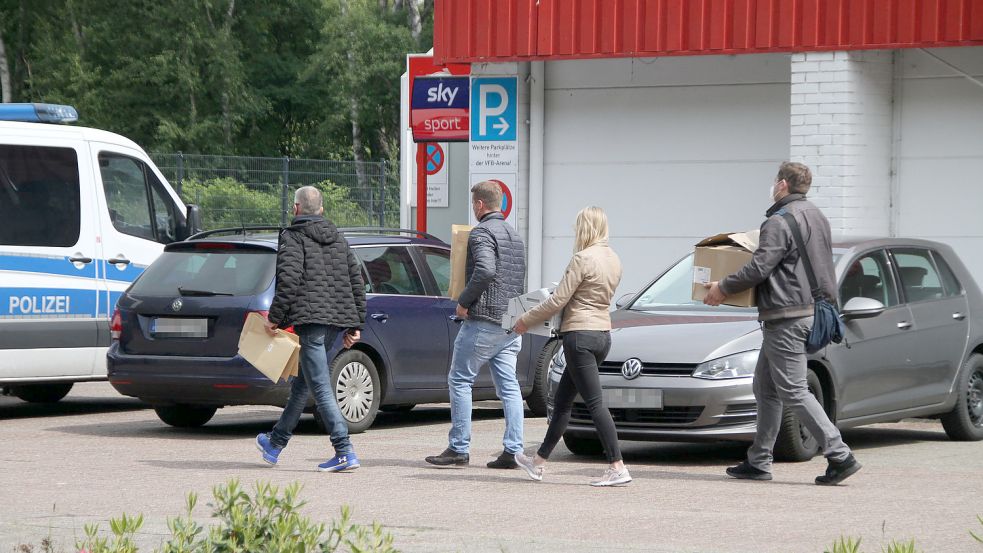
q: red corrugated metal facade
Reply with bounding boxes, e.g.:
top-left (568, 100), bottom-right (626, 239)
top-left (434, 0), bottom-right (983, 64)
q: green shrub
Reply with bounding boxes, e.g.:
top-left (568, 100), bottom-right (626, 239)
top-left (973, 514), bottom-right (983, 544)
top-left (883, 539), bottom-right (920, 553)
top-left (826, 536), bottom-right (862, 553)
top-left (76, 479), bottom-right (397, 553)
top-left (180, 177), bottom-right (373, 231)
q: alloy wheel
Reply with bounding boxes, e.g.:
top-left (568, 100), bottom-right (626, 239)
top-left (336, 361), bottom-right (375, 423)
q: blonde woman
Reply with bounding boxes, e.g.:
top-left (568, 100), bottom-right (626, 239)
top-left (512, 206), bottom-right (629, 486)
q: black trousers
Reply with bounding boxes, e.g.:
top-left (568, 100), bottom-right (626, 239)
top-left (537, 330), bottom-right (622, 463)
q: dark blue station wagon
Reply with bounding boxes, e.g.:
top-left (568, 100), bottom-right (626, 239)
top-left (107, 228), bottom-right (550, 432)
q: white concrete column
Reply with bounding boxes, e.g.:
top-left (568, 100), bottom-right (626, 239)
top-left (790, 50), bottom-right (895, 237)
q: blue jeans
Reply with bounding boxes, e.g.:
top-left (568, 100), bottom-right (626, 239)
top-left (269, 324), bottom-right (354, 456)
top-left (447, 319), bottom-right (523, 455)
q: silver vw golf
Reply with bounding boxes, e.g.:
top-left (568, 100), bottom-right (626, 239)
top-left (548, 238), bottom-right (983, 461)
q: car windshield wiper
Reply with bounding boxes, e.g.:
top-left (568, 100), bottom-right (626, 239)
top-left (177, 287), bottom-right (233, 297)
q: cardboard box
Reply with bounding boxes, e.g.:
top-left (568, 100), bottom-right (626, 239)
top-left (448, 224), bottom-right (472, 301)
top-left (238, 312), bottom-right (301, 382)
top-left (501, 288), bottom-right (562, 337)
top-left (691, 230), bottom-right (760, 308)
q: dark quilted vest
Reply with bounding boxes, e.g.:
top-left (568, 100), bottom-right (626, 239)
top-left (460, 212), bottom-right (526, 325)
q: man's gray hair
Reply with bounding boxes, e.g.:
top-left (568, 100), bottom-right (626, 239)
top-left (294, 186), bottom-right (323, 215)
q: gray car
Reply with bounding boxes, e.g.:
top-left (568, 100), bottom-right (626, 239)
top-left (548, 238), bottom-right (983, 461)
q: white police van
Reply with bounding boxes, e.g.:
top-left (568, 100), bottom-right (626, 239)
top-left (0, 104), bottom-right (200, 402)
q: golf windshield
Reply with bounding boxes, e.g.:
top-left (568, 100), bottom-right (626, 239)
top-left (627, 254), bottom-right (755, 312)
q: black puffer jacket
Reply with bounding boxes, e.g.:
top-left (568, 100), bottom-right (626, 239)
top-left (458, 212), bottom-right (526, 325)
top-left (268, 215), bottom-right (366, 329)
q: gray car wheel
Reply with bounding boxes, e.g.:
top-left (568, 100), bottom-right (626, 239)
top-left (773, 369), bottom-right (824, 462)
top-left (328, 349), bottom-right (381, 434)
top-left (941, 353), bottom-right (983, 441)
top-left (562, 433), bottom-right (605, 456)
top-left (526, 339), bottom-right (561, 417)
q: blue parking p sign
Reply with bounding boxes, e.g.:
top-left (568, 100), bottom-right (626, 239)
top-left (470, 77), bottom-right (517, 142)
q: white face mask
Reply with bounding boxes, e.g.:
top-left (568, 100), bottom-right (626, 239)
top-left (767, 183), bottom-right (777, 202)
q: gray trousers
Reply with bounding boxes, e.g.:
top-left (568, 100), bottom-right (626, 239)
top-left (749, 316), bottom-right (851, 471)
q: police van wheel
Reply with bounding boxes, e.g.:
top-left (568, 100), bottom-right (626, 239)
top-left (562, 433), bottom-right (605, 456)
top-left (154, 404), bottom-right (217, 428)
top-left (12, 383), bottom-right (74, 403)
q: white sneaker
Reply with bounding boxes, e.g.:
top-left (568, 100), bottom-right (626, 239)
top-left (590, 467), bottom-right (632, 487)
top-left (514, 452), bottom-right (544, 482)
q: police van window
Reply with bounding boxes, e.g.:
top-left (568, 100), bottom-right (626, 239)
top-left (0, 145), bottom-right (81, 247)
top-left (99, 153), bottom-right (182, 244)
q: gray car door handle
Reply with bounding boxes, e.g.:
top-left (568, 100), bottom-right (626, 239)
top-left (370, 313), bottom-right (389, 322)
top-left (897, 321), bottom-right (913, 330)
top-left (953, 312), bottom-right (966, 321)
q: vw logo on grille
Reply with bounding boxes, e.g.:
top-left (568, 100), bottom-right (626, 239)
top-left (171, 298), bottom-right (183, 312)
top-left (621, 358), bottom-right (642, 380)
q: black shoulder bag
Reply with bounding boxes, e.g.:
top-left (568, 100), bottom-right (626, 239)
top-left (780, 212), bottom-right (845, 354)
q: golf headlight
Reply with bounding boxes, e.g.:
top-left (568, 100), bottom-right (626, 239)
top-left (692, 350), bottom-right (759, 380)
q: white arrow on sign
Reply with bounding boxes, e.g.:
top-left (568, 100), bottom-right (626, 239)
top-left (478, 84), bottom-right (508, 136)
top-left (492, 117), bottom-right (509, 136)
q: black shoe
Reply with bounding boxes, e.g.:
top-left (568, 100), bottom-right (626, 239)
top-left (815, 454), bottom-right (862, 486)
top-left (486, 451), bottom-right (518, 469)
top-left (725, 460), bottom-right (773, 481)
top-left (425, 448), bottom-right (469, 466)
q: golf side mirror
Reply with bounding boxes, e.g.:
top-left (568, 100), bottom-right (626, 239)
top-left (841, 297), bottom-right (886, 320)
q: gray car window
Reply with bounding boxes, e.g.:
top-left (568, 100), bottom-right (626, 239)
top-left (631, 254), bottom-right (751, 312)
top-left (840, 250), bottom-right (898, 307)
top-left (419, 247), bottom-right (451, 297)
top-left (931, 251), bottom-right (963, 297)
top-left (892, 248), bottom-right (944, 303)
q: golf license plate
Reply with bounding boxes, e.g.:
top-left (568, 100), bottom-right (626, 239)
top-left (151, 317), bottom-right (208, 338)
top-left (602, 388), bottom-right (663, 409)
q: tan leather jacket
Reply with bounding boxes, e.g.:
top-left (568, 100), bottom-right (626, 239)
top-left (519, 241), bottom-right (622, 332)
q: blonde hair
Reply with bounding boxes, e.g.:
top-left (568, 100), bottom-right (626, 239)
top-left (574, 206), bottom-right (609, 252)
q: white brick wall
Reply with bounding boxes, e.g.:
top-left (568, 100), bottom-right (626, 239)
top-left (790, 50), bottom-right (895, 237)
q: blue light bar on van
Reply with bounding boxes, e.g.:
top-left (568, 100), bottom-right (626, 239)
top-left (0, 103), bottom-right (79, 123)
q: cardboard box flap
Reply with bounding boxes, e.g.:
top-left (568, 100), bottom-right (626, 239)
top-left (695, 230), bottom-right (760, 252)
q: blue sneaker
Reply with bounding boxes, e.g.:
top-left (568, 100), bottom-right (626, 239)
top-left (317, 453), bottom-right (360, 472)
top-left (255, 433), bottom-right (282, 466)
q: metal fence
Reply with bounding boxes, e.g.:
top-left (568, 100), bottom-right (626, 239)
top-left (151, 153), bottom-right (400, 231)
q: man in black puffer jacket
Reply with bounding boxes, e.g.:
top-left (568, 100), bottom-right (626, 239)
top-left (426, 180), bottom-right (527, 470)
top-left (255, 186), bottom-right (366, 473)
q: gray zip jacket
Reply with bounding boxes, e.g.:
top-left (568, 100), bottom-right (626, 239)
top-left (719, 194), bottom-right (837, 322)
top-left (458, 212), bottom-right (526, 325)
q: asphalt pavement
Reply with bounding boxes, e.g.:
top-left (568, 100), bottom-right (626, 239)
top-left (2, 382), bottom-right (982, 553)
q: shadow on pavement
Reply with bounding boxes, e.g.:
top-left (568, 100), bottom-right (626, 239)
top-left (48, 404), bottom-right (507, 441)
top-left (0, 394), bottom-right (148, 421)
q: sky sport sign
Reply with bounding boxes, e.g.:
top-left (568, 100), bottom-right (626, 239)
top-left (410, 75), bottom-right (470, 142)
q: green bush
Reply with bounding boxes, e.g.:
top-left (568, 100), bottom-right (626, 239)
top-left (180, 177), bottom-right (373, 231)
top-left (76, 479), bottom-right (397, 553)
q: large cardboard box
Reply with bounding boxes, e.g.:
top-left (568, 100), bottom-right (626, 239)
top-left (501, 288), bottom-right (562, 337)
top-left (238, 312), bottom-right (300, 382)
top-left (691, 230), bottom-right (760, 308)
top-left (448, 224), bottom-right (472, 301)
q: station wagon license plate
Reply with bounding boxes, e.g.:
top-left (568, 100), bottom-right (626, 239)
top-left (151, 317), bottom-right (208, 338)
top-left (602, 388), bottom-right (663, 409)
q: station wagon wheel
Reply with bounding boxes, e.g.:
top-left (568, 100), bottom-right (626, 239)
top-left (774, 369), bottom-right (824, 462)
top-left (328, 349), bottom-right (381, 434)
top-left (941, 354), bottom-right (983, 441)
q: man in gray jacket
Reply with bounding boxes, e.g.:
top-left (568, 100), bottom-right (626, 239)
top-left (426, 180), bottom-right (526, 469)
top-left (704, 162), bottom-right (861, 486)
